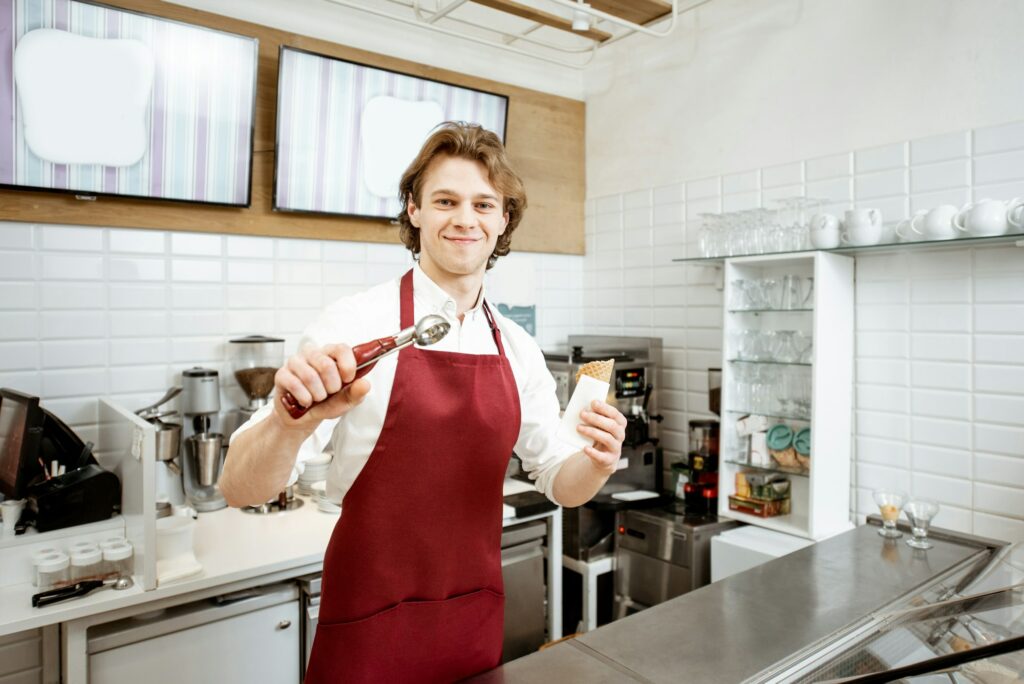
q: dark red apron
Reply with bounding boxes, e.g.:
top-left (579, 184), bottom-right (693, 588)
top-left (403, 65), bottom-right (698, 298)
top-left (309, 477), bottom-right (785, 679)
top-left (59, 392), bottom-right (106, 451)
top-left (305, 270), bottom-right (521, 683)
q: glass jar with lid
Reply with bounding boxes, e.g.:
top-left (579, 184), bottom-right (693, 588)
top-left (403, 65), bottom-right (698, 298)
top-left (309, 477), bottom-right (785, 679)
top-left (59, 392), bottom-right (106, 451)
top-left (70, 547), bottom-right (103, 582)
top-left (36, 552), bottom-right (70, 591)
top-left (102, 541), bottom-right (134, 579)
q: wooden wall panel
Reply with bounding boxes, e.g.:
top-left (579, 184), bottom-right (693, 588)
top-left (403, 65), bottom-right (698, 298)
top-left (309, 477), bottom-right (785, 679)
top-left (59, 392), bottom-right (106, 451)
top-left (0, 0), bottom-right (585, 255)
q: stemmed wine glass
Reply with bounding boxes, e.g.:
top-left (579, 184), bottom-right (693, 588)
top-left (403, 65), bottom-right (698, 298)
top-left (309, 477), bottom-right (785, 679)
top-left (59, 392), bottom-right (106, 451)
top-left (872, 490), bottom-right (907, 538)
top-left (904, 499), bottom-right (940, 549)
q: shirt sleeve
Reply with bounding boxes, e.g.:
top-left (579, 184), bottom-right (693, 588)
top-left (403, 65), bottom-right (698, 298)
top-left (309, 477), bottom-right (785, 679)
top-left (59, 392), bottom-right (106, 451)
top-left (227, 298), bottom-right (363, 486)
top-left (508, 328), bottom-right (578, 506)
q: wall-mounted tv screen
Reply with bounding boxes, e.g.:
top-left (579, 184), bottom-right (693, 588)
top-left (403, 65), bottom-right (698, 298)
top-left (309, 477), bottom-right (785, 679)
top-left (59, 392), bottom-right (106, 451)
top-left (274, 46), bottom-right (509, 220)
top-left (0, 0), bottom-right (258, 207)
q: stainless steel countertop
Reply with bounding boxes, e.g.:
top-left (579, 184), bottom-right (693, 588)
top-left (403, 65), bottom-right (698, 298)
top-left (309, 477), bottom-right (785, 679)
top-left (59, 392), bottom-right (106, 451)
top-left (472, 523), bottom-right (990, 683)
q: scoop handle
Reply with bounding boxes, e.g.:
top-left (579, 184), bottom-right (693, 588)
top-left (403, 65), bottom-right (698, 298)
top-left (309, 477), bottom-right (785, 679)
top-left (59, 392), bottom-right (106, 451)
top-left (280, 337), bottom-right (398, 419)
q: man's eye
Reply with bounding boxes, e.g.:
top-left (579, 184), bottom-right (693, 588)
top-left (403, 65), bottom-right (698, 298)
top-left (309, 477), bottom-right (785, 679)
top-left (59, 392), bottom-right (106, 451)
top-left (437, 199), bottom-right (453, 206)
top-left (477, 203), bottom-right (495, 210)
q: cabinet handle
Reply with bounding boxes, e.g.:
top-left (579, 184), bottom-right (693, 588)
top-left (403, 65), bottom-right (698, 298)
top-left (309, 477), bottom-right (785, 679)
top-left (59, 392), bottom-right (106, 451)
top-left (276, 619), bottom-right (292, 630)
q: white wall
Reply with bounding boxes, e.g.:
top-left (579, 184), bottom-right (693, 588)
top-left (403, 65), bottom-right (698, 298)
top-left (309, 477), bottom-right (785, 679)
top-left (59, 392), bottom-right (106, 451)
top-left (0, 226), bottom-right (581, 450)
top-left (170, 0), bottom-right (585, 99)
top-left (584, 0), bottom-right (1024, 196)
top-left (580, 0), bottom-right (1024, 542)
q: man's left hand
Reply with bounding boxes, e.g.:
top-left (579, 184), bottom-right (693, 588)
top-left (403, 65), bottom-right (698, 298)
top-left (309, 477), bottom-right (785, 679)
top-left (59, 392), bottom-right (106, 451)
top-left (576, 400), bottom-right (627, 474)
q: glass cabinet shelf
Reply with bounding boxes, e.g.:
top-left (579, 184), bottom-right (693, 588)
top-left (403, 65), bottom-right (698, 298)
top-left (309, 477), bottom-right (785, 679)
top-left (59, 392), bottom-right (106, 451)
top-left (727, 308), bottom-right (813, 313)
top-left (724, 458), bottom-right (810, 478)
top-left (673, 232), bottom-right (1024, 263)
top-left (726, 409), bottom-right (811, 423)
top-left (727, 358), bottom-right (811, 367)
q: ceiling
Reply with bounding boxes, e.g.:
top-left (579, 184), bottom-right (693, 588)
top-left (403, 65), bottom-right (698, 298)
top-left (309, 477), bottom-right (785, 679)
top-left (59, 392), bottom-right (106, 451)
top-left (324, 0), bottom-right (698, 68)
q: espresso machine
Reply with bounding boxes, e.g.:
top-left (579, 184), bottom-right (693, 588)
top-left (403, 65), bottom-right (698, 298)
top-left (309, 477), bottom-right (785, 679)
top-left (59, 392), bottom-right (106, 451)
top-left (181, 367), bottom-right (227, 512)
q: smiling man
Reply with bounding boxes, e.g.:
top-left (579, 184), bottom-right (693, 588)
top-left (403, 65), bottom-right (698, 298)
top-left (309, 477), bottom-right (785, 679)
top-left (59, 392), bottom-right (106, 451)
top-left (221, 122), bottom-right (626, 683)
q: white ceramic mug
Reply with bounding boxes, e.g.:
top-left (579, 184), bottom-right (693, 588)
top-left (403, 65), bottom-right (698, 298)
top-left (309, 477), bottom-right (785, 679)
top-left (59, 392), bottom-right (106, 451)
top-left (808, 213), bottom-right (841, 249)
top-left (1007, 198), bottom-right (1024, 233)
top-left (953, 198), bottom-right (1011, 237)
top-left (895, 213), bottom-right (924, 242)
top-left (842, 208), bottom-right (883, 246)
top-left (911, 204), bottom-right (959, 240)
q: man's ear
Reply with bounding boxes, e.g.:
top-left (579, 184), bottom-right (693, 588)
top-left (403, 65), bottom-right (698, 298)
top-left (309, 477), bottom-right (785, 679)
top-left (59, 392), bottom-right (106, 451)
top-left (500, 212), bottom-right (509, 235)
top-left (407, 195), bottom-right (420, 228)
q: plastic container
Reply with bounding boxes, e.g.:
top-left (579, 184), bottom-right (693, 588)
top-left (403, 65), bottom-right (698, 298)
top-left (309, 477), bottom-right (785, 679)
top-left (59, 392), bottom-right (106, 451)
top-left (30, 547), bottom-right (61, 587)
top-left (70, 547), bottom-right (104, 582)
top-left (99, 536), bottom-right (128, 551)
top-left (103, 541), bottom-right (134, 579)
top-left (728, 493), bottom-right (792, 518)
top-left (36, 551), bottom-right (70, 591)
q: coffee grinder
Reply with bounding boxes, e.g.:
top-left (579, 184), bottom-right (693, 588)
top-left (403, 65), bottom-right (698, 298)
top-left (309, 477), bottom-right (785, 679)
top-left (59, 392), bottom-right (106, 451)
top-left (229, 335), bottom-right (284, 422)
top-left (181, 367), bottom-right (227, 512)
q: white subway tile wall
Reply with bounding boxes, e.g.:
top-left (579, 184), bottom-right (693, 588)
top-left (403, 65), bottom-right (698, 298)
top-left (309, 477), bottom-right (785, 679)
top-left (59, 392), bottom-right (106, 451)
top-left (0, 226), bottom-right (582, 447)
top-left (585, 119), bottom-right (1024, 542)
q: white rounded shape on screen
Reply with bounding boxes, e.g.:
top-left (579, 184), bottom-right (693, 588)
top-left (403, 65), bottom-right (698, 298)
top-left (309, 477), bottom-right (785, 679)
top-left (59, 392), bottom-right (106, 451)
top-left (14, 29), bottom-right (155, 167)
top-left (360, 96), bottom-right (444, 199)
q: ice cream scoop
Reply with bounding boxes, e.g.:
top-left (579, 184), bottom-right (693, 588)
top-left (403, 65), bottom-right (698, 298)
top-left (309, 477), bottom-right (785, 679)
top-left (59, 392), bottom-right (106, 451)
top-left (281, 315), bottom-right (450, 419)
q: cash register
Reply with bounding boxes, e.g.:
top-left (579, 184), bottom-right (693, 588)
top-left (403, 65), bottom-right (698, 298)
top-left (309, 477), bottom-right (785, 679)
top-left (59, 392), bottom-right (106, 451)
top-left (0, 388), bottom-right (119, 533)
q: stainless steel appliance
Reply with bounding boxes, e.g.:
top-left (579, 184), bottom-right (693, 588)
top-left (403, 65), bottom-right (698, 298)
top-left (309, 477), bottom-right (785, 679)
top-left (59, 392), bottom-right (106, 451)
top-left (543, 335), bottom-right (665, 561)
top-left (298, 520), bottom-right (548, 671)
top-left (181, 367), bottom-right (226, 512)
top-left (613, 507), bottom-right (739, 618)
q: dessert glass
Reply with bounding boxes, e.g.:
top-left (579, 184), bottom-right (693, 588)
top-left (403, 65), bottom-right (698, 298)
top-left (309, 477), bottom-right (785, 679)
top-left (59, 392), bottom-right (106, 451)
top-left (872, 490), bottom-right (906, 538)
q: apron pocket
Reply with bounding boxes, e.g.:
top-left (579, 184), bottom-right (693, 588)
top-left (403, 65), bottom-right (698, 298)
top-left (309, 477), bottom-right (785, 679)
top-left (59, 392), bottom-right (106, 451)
top-left (306, 589), bottom-right (504, 684)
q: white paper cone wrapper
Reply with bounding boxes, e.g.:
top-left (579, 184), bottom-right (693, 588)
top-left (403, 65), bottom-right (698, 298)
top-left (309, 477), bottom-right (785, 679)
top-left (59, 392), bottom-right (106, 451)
top-left (556, 374), bottom-right (610, 450)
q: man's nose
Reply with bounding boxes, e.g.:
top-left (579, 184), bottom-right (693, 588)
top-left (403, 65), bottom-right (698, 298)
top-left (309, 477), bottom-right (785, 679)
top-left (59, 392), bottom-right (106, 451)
top-left (452, 203), bottom-right (477, 228)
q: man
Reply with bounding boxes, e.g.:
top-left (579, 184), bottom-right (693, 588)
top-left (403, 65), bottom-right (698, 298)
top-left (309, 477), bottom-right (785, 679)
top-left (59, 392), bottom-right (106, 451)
top-left (221, 122), bottom-right (625, 682)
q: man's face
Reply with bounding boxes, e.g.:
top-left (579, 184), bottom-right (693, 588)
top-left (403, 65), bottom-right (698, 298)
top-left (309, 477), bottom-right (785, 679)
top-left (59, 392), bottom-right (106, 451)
top-left (407, 155), bottom-right (508, 282)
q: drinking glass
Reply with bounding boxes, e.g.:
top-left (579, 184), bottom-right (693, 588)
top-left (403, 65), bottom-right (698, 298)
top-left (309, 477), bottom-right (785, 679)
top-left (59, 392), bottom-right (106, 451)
top-left (729, 280), bottom-right (747, 310)
top-left (872, 490), bottom-right (907, 538)
top-left (794, 368), bottom-right (812, 419)
top-left (793, 331), bottom-right (813, 364)
top-left (801, 277), bottom-right (815, 308)
top-left (904, 500), bottom-right (939, 549)
top-left (774, 331), bottom-right (799, 363)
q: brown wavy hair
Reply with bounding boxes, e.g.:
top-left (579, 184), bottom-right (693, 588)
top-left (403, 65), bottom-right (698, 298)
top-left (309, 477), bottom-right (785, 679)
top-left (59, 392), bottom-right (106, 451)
top-left (397, 122), bottom-right (526, 270)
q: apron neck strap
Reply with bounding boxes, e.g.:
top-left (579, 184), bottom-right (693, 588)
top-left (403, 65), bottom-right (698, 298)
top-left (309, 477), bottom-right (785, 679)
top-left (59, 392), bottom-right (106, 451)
top-left (400, 269), bottom-right (507, 357)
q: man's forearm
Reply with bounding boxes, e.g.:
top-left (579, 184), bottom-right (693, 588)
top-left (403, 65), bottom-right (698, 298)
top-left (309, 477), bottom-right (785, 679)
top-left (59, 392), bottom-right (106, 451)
top-left (219, 416), bottom-right (312, 507)
top-left (550, 451), bottom-right (616, 508)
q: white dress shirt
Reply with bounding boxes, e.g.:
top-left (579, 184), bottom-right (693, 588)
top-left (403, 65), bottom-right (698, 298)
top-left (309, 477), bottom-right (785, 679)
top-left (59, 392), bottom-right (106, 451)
top-left (231, 264), bottom-right (575, 507)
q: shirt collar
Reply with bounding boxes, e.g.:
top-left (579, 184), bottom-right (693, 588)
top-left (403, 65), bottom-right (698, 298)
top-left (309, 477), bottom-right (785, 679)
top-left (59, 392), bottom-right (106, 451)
top-left (411, 263), bottom-right (486, 320)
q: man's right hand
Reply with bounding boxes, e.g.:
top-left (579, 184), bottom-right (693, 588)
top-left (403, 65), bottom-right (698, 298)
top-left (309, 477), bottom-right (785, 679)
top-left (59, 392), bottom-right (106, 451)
top-left (272, 343), bottom-right (371, 429)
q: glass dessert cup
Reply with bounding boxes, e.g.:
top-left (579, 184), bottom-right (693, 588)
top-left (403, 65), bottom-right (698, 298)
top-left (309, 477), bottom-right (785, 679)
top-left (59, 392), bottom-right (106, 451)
top-left (873, 490), bottom-right (907, 538)
top-left (903, 499), bottom-right (940, 550)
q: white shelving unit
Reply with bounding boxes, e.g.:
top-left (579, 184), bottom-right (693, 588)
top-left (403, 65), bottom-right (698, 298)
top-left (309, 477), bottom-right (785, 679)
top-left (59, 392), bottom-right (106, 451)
top-left (718, 252), bottom-right (854, 541)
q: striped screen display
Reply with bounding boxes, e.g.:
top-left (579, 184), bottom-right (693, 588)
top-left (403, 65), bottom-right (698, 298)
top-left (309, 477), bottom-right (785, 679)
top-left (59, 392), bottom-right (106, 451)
top-left (0, 0), bottom-right (257, 206)
top-left (274, 47), bottom-right (509, 219)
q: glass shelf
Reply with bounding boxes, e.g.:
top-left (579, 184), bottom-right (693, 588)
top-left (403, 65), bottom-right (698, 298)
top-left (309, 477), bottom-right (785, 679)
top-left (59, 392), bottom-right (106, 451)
top-left (727, 358), bottom-right (811, 367)
top-left (727, 308), bottom-right (813, 313)
top-left (673, 232), bottom-right (1024, 263)
top-left (724, 458), bottom-right (810, 478)
top-left (726, 409), bottom-right (811, 422)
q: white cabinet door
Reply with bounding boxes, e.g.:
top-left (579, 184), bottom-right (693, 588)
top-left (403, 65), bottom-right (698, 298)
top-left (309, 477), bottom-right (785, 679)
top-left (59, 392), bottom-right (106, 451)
top-left (90, 601), bottom-right (300, 684)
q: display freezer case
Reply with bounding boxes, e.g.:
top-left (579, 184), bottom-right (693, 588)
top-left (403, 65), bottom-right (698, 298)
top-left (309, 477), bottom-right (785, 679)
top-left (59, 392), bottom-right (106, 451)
top-left (749, 541), bottom-right (1024, 683)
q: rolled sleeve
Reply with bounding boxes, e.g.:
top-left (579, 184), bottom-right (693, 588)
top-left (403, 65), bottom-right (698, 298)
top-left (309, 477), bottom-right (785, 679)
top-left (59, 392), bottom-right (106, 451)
top-left (512, 340), bottom-right (577, 506)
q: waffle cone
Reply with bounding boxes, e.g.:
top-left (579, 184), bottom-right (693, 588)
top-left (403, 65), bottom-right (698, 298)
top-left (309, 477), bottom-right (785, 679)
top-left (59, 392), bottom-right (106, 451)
top-left (575, 359), bottom-right (614, 384)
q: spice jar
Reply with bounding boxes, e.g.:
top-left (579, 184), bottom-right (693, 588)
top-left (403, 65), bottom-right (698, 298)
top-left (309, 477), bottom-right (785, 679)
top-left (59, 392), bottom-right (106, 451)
top-left (102, 542), bottom-right (134, 579)
top-left (30, 547), bottom-right (61, 586)
top-left (70, 547), bottom-right (103, 582)
top-left (36, 552), bottom-right (70, 591)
